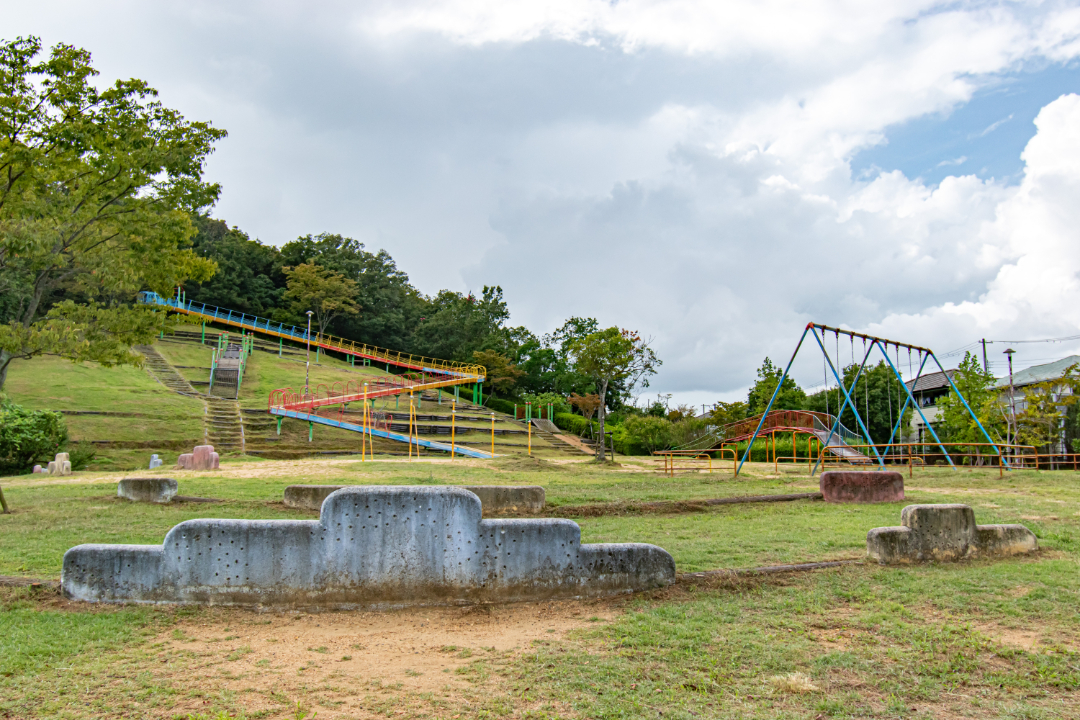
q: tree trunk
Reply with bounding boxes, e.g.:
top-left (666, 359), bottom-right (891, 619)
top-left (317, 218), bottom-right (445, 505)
top-left (595, 378), bottom-right (609, 462)
top-left (0, 350), bottom-right (11, 393)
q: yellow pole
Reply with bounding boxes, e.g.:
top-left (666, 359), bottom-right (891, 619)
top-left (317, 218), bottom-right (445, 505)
top-left (451, 405), bottom-right (456, 459)
top-left (490, 412), bottom-right (495, 458)
top-left (527, 417), bottom-right (532, 457)
top-left (362, 383), bottom-right (368, 462)
top-left (408, 393), bottom-right (414, 460)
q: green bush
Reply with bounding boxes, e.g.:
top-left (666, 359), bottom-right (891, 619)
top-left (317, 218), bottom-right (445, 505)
top-left (622, 415), bottom-right (673, 453)
top-left (0, 396), bottom-right (68, 474)
top-left (485, 397), bottom-right (516, 415)
top-left (554, 412), bottom-right (592, 436)
top-left (68, 442), bottom-right (97, 471)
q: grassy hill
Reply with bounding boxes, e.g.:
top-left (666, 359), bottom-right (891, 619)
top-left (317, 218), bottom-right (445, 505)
top-left (3, 321), bottom-right (579, 472)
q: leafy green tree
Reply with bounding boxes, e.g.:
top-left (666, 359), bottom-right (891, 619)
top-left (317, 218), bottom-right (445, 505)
top-left (566, 327), bottom-right (660, 461)
top-left (411, 286), bottom-right (515, 361)
top-left (0, 395), bottom-right (67, 473)
top-left (805, 360), bottom-right (911, 444)
top-left (282, 263), bottom-right (360, 338)
top-left (746, 358), bottom-right (806, 414)
top-left (471, 349), bottom-right (525, 400)
top-left (1015, 364), bottom-right (1080, 459)
top-left (936, 351), bottom-right (1006, 449)
top-left (709, 401), bottom-right (749, 433)
top-left (623, 415), bottom-right (673, 454)
top-left (0, 36), bottom-right (222, 390)
top-left (184, 216), bottom-right (284, 316)
top-left (515, 317), bottom-right (600, 398)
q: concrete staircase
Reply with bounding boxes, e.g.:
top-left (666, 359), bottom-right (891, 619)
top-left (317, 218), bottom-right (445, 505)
top-left (136, 345), bottom-right (202, 398)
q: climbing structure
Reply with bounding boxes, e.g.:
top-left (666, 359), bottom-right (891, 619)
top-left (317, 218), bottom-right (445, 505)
top-left (138, 290), bottom-right (492, 458)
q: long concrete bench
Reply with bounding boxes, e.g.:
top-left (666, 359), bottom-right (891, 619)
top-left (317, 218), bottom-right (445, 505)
top-left (283, 484), bottom-right (545, 514)
top-left (62, 486), bottom-right (673, 608)
top-left (867, 504), bottom-right (1037, 564)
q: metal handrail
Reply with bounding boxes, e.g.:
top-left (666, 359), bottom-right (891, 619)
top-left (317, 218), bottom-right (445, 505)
top-left (138, 291), bottom-right (486, 381)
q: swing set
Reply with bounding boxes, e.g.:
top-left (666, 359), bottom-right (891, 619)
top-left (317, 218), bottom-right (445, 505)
top-left (736, 322), bottom-right (1010, 477)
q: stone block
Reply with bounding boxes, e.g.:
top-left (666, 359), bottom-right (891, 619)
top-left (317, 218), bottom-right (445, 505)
top-left (33, 465), bottom-right (43, 473)
top-left (63, 486), bottom-right (675, 608)
top-left (284, 485), bottom-right (546, 515)
top-left (867, 504), bottom-right (1037, 564)
top-left (118, 478), bottom-right (178, 504)
top-left (820, 471), bottom-right (904, 503)
top-left (46, 452), bottom-right (72, 476)
top-left (149, 454), bottom-right (163, 470)
top-left (176, 445), bottom-right (219, 471)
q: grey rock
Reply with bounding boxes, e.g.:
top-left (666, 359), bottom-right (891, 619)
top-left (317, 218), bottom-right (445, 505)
top-left (62, 486), bottom-right (674, 609)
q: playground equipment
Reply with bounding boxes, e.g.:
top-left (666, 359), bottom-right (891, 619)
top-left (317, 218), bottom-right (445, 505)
top-left (736, 323), bottom-right (1005, 476)
top-left (138, 290), bottom-right (494, 458)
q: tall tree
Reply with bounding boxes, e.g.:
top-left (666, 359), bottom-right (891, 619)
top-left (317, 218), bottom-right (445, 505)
top-left (936, 351), bottom-right (1006, 448)
top-left (805, 360), bottom-right (910, 444)
top-left (184, 216), bottom-right (284, 316)
top-left (746, 358), bottom-right (806, 414)
top-left (282, 263), bottom-right (360, 338)
top-left (566, 327), bottom-right (660, 461)
top-left (1015, 364), bottom-right (1080, 459)
top-left (0, 37), bottom-right (222, 390)
top-left (471, 349), bottom-right (525, 400)
top-left (411, 286), bottom-right (515, 361)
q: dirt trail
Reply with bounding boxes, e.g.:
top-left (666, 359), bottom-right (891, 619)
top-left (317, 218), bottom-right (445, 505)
top-left (159, 599), bottom-right (616, 718)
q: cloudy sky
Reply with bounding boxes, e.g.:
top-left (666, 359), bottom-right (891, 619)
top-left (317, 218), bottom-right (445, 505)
top-left (7, 1), bottom-right (1080, 406)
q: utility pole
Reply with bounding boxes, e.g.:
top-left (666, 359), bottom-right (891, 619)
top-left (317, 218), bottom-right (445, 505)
top-left (1004, 348), bottom-right (1016, 451)
top-left (305, 310), bottom-right (314, 397)
top-left (981, 339), bottom-right (989, 372)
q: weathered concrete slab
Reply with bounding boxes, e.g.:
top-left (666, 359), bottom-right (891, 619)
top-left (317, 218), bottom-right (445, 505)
top-left (283, 485), bottom-right (545, 515)
top-left (62, 486), bottom-right (674, 608)
top-left (46, 452), bottom-right (72, 476)
top-left (177, 445), bottom-right (219, 471)
top-left (118, 478), bottom-right (178, 504)
top-left (867, 504), bottom-right (1037, 564)
top-left (820, 471), bottom-right (904, 504)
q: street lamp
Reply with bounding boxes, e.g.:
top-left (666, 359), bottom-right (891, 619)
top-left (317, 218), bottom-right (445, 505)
top-left (1004, 348), bottom-right (1016, 449)
top-left (305, 310), bottom-right (314, 396)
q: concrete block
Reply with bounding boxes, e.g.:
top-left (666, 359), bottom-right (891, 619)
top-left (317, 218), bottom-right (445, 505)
top-left (284, 485), bottom-right (546, 515)
top-left (820, 471), bottom-right (904, 504)
top-left (118, 478), bottom-right (178, 504)
top-left (867, 504), bottom-right (1037, 564)
top-left (149, 454), bottom-right (163, 470)
top-left (176, 445), bottom-right (219, 471)
top-left (63, 486), bottom-right (674, 608)
top-left (33, 465), bottom-right (43, 473)
top-left (46, 452), bottom-right (72, 476)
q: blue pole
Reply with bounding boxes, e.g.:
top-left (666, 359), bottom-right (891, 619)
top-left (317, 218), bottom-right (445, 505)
top-left (871, 343), bottom-right (955, 468)
top-left (736, 325), bottom-right (812, 476)
top-left (808, 331), bottom-right (884, 474)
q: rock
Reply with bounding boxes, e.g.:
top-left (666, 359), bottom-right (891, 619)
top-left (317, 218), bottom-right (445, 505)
top-left (62, 486), bottom-right (675, 608)
top-left (867, 504), bottom-right (1037, 564)
top-left (118, 478), bottom-right (178, 504)
top-left (32, 465), bottom-right (43, 473)
top-left (176, 445), bottom-right (219, 471)
top-left (149, 454), bottom-right (163, 470)
top-left (283, 484), bottom-right (546, 515)
top-left (820, 470), bottom-right (904, 504)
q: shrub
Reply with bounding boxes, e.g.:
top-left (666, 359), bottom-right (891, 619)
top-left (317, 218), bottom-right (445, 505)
top-left (485, 397), bottom-right (516, 415)
top-left (0, 395), bottom-right (68, 473)
top-left (554, 412), bottom-right (592, 436)
top-left (69, 442), bottom-right (97, 471)
top-left (622, 415), bottom-right (673, 453)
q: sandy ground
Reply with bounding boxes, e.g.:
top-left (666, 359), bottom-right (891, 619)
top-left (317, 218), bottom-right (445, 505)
top-left (157, 598), bottom-right (616, 719)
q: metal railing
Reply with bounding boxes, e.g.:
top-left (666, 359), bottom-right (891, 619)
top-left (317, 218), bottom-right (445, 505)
top-left (139, 291), bottom-right (486, 382)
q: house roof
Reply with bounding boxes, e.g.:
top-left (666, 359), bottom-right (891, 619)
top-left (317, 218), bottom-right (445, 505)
top-left (904, 369), bottom-right (955, 393)
top-left (995, 355), bottom-right (1080, 388)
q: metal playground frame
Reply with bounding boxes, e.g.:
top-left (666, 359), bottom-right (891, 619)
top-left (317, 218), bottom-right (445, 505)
top-left (736, 322), bottom-right (1006, 477)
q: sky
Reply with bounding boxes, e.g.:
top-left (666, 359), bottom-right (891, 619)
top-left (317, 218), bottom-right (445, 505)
top-left (5, 0), bottom-right (1080, 408)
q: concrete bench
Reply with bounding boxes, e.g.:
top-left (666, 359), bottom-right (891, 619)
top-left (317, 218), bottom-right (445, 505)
top-left (62, 486), bottom-right (674, 608)
top-left (820, 470), bottom-right (904, 503)
top-left (284, 484), bottom-right (545, 515)
top-left (118, 478), bottom-right (179, 504)
top-left (867, 504), bottom-right (1037, 564)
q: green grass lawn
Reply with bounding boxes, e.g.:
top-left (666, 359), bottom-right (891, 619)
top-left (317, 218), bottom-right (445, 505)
top-left (3, 460), bottom-right (1077, 718)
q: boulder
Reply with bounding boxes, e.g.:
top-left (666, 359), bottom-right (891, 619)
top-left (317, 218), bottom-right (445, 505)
top-left (867, 504), bottom-right (1037, 564)
top-left (46, 452), bottom-right (72, 476)
top-left (820, 470), bottom-right (904, 504)
top-left (118, 478), bottom-right (178, 504)
top-left (63, 486), bottom-right (674, 608)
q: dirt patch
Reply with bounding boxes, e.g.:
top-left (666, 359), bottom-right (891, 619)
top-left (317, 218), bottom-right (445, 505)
top-left (157, 599), bottom-right (616, 718)
top-left (971, 620), bottom-right (1045, 651)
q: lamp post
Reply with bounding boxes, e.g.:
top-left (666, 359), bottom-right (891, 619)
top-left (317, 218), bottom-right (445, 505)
top-left (305, 310), bottom-right (314, 396)
top-left (1004, 348), bottom-right (1016, 451)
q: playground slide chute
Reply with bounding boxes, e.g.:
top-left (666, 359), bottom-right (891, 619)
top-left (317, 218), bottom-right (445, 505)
top-left (139, 290), bottom-right (495, 458)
